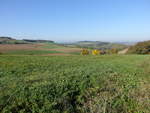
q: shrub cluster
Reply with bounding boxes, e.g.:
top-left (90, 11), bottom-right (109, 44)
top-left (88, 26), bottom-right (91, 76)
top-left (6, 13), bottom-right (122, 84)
top-left (81, 49), bottom-right (118, 55)
top-left (92, 49), bottom-right (100, 55)
top-left (81, 49), bottom-right (89, 55)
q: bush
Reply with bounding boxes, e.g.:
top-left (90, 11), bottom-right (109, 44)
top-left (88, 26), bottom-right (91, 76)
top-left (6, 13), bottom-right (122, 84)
top-left (81, 49), bottom-right (89, 55)
top-left (92, 49), bottom-right (100, 55)
top-left (108, 48), bottom-right (118, 54)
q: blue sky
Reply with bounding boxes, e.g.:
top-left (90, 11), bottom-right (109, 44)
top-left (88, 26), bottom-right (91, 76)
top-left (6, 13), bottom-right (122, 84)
top-left (0, 0), bottom-right (150, 42)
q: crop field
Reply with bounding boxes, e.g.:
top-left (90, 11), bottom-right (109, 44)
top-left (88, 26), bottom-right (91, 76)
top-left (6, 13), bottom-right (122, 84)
top-left (0, 55), bottom-right (150, 113)
top-left (0, 44), bottom-right (42, 52)
top-left (0, 43), bottom-right (81, 56)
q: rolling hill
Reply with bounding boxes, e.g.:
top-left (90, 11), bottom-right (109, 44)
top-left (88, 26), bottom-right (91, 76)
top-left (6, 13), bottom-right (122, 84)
top-left (0, 37), bottom-right (55, 44)
top-left (0, 37), bottom-right (28, 44)
top-left (65, 41), bottom-right (128, 50)
top-left (127, 40), bottom-right (150, 54)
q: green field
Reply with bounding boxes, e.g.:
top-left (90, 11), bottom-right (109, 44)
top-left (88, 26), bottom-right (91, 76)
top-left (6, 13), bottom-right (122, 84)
top-left (1, 50), bottom-right (61, 55)
top-left (0, 55), bottom-right (150, 113)
top-left (41, 43), bottom-right (68, 49)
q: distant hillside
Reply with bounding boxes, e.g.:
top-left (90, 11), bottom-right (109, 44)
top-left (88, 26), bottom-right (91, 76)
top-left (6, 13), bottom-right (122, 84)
top-left (0, 36), bottom-right (15, 40)
top-left (23, 39), bottom-right (54, 43)
top-left (0, 37), bottom-right (54, 44)
top-left (127, 40), bottom-right (150, 54)
top-left (0, 37), bottom-right (28, 44)
top-left (65, 41), bottom-right (127, 50)
top-left (115, 42), bottom-right (137, 46)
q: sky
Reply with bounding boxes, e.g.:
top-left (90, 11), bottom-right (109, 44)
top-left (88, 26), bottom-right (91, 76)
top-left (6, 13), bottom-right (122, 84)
top-left (0, 0), bottom-right (150, 42)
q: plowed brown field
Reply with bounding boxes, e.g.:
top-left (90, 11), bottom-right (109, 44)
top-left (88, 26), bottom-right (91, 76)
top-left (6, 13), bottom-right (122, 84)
top-left (0, 44), bottom-right (43, 52)
top-left (0, 44), bottom-right (81, 56)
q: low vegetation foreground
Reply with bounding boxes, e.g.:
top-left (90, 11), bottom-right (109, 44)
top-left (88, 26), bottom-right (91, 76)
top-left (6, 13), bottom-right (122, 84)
top-left (0, 55), bottom-right (150, 113)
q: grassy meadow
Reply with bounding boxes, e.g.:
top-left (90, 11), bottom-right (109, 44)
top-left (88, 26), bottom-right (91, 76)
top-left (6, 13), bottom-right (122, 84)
top-left (0, 55), bottom-right (150, 113)
top-left (1, 50), bottom-right (61, 55)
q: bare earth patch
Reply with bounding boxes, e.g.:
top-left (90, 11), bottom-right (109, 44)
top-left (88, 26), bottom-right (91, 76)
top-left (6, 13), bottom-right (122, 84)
top-left (118, 48), bottom-right (129, 54)
top-left (0, 44), bottom-right (81, 56)
top-left (0, 44), bottom-right (43, 52)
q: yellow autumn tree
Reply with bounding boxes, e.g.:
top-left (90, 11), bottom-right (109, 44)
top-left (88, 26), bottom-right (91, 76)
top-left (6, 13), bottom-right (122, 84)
top-left (92, 49), bottom-right (100, 55)
top-left (81, 49), bottom-right (89, 55)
